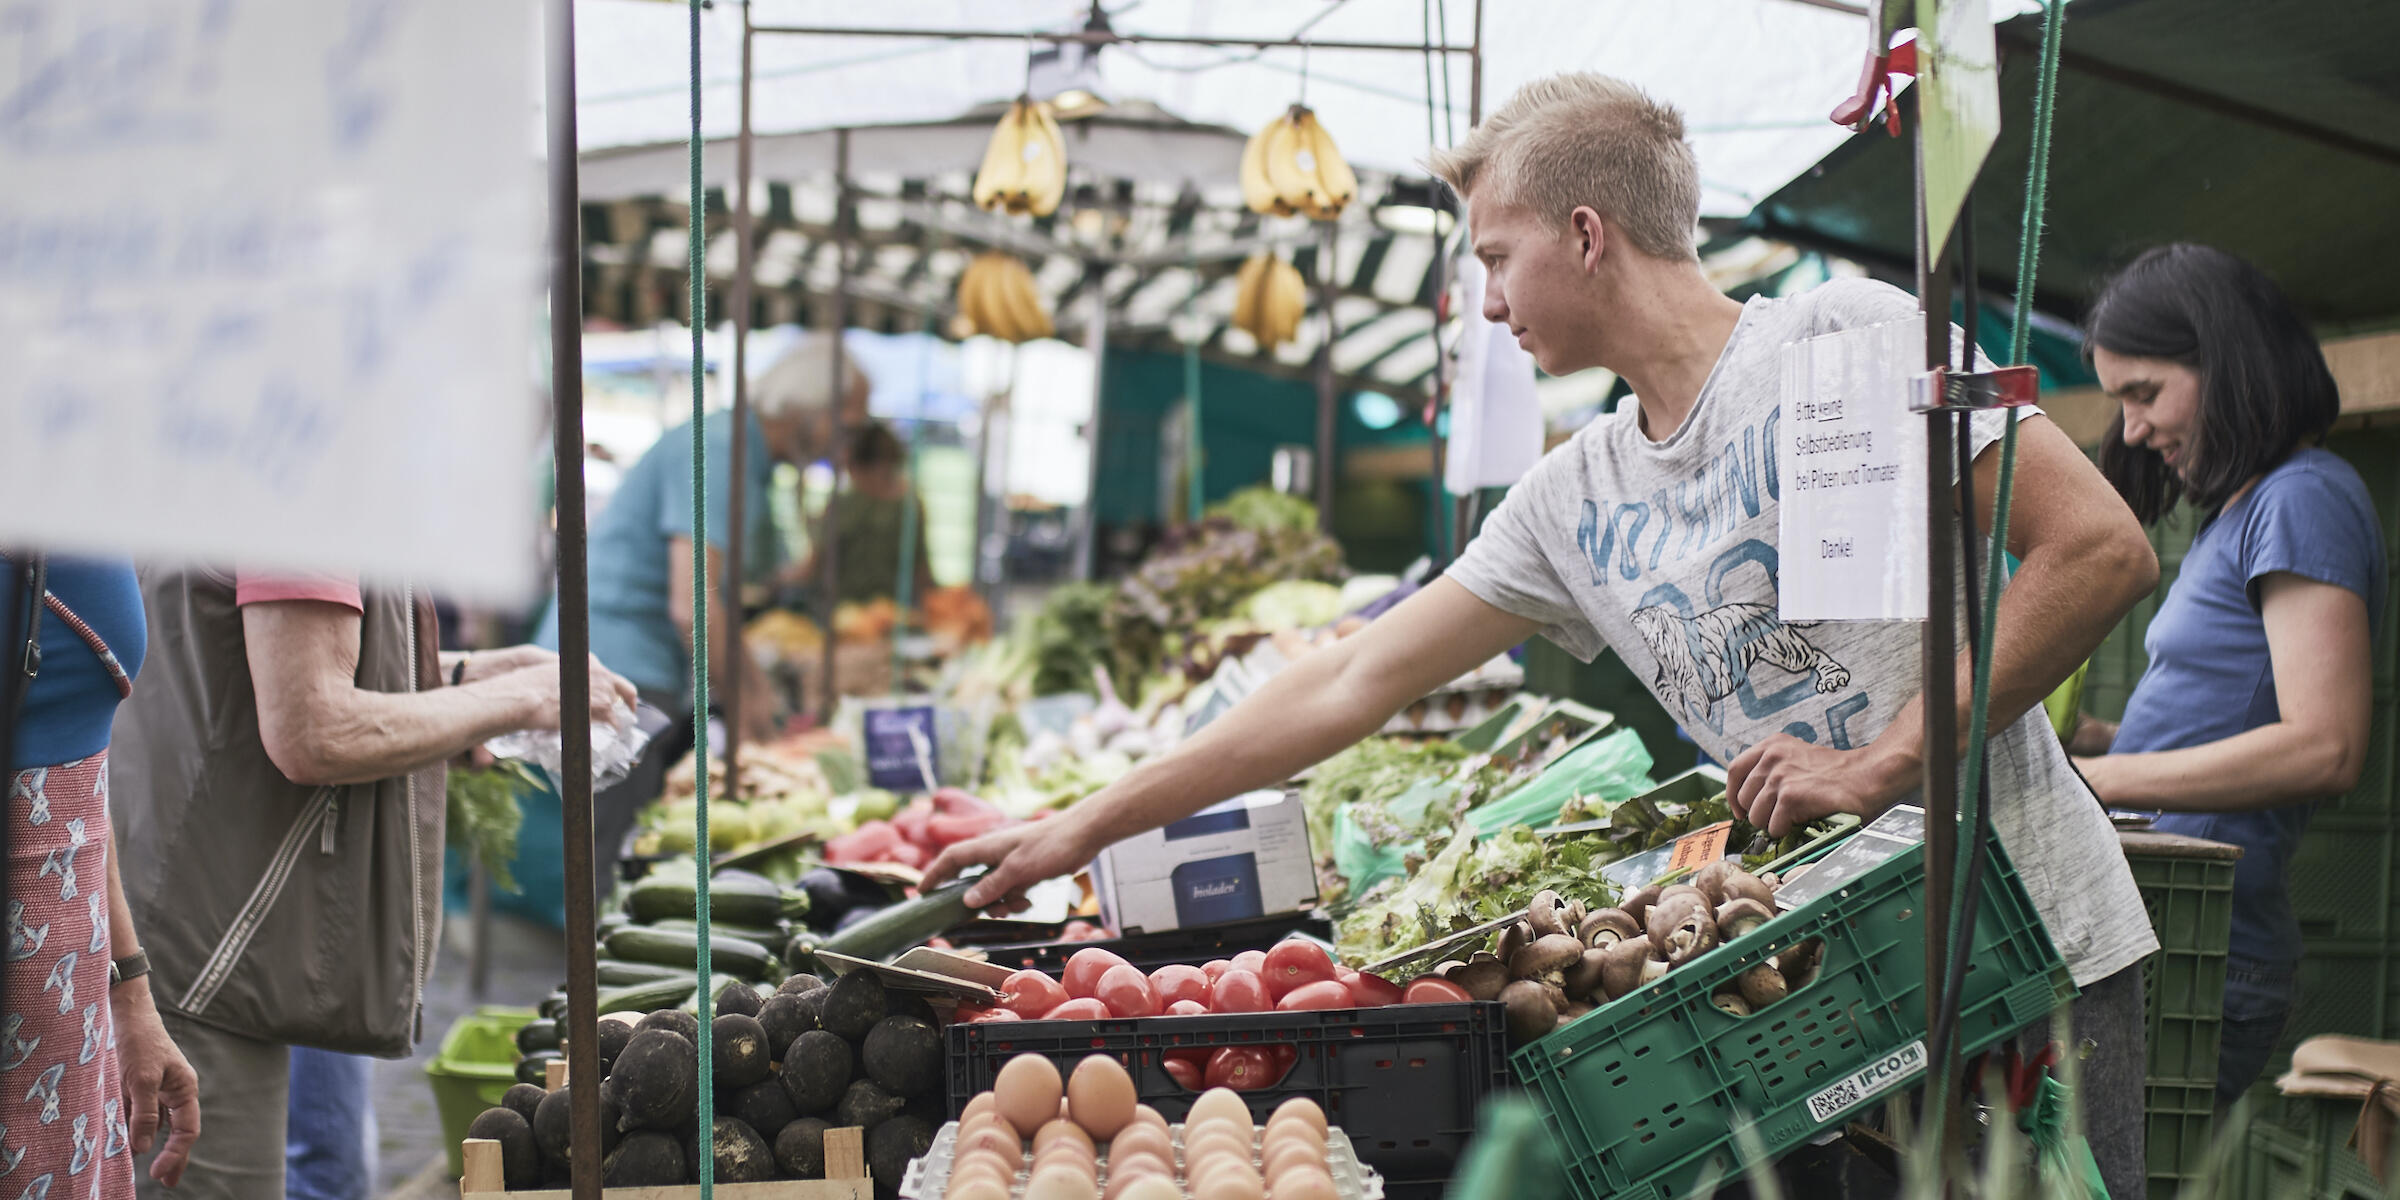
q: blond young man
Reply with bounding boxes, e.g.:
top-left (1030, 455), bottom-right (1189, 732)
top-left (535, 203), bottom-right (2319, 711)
top-left (926, 74), bottom-right (2160, 1192)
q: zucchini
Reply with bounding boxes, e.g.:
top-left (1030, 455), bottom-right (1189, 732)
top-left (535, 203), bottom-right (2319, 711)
top-left (596, 911), bottom-right (633, 938)
top-left (594, 960), bottom-right (691, 987)
top-left (604, 926), bottom-right (778, 980)
top-left (643, 918), bottom-right (789, 953)
top-left (515, 1051), bottom-right (562, 1086)
top-left (792, 877), bottom-right (979, 978)
top-left (593, 976), bottom-right (699, 1015)
top-left (537, 990), bottom-right (570, 1021)
top-left (623, 870), bottom-right (796, 926)
top-left (515, 1018), bottom-right (561, 1055)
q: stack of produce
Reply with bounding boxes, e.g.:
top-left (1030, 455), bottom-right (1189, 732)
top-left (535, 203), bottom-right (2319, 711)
top-left (1239, 105), bottom-right (1359, 220)
top-left (821, 787), bottom-right (1017, 873)
top-left (469, 970), bottom-right (946, 1192)
top-left (938, 1055), bottom-right (1346, 1200)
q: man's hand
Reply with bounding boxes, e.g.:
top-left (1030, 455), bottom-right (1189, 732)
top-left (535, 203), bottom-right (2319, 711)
top-left (2066, 713), bottom-right (2118, 758)
top-left (114, 980), bottom-right (200, 1187)
top-left (1728, 735), bottom-right (1910, 838)
top-left (493, 656), bottom-right (639, 732)
top-left (922, 812), bottom-right (1105, 914)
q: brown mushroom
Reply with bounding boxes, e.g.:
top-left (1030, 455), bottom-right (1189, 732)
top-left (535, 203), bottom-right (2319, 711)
top-left (1433, 959), bottom-right (1468, 981)
top-left (1778, 940), bottom-right (1823, 988)
top-left (1468, 950), bottom-right (1500, 966)
top-left (1646, 891), bottom-right (1720, 966)
top-left (1495, 921), bottom-right (1532, 966)
top-left (1711, 991), bottom-right (1753, 1017)
top-left (1759, 871), bottom-right (1782, 891)
top-left (1499, 979), bottom-right (1564, 1045)
top-left (1561, 1001), bottom-right (1595, 1022)
top-left (1597, 936), bottom-right (1664, 1001)
top-left (1718, 871), bottom-right (1776, 909)
top-left (1736, 963), bottom-right (1788, 1009)
top-left (1715, 898), bottom-right (1775, 941)
top-left (1781, 863), bottom-right (1814, 887)
top-left (1453, 958), bottom-right (1509, 1002)
top-left (1579, 907), bottom-right (1642, 949)
top-left (1620, 885), bottom-right (1665, 926)
top-left (1690, 860), bottom-right (1743, 906)
top-left (1511, 934), bottom-right (1588, 990)
top-left (1525, 890), bottom-right (1569, 939)
top-left (1563, 897), bottom-right (1588, 934)
top-left (1562, 947), bottom-right (1610, 1001)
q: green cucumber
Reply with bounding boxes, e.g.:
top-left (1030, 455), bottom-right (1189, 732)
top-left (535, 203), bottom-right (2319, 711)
top-left (605, 926), bottom-right (778, 980)
top-left (792, 877), bottom-right (979, 977)
top-left (593, 976), bottom-right (699, 1015)
top-left (624, 870), bottom-right (794, 926)
top-left (515, 1018), bottom-right (561, 1055)
top-left (594, 960), bottom-right (693, 987)
top-left (515, 1051), bottom-right (562, 1086)
top-left (643, 918), bottom-right (789, 953)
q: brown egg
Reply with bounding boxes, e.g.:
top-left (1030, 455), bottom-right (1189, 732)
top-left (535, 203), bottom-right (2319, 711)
top-left (1190, 1157), bottom-right (1266, 1200)
top-left (1102, 1155), bottom-right (1173, 1200)
top-left (960, 1091), bottom-right (1001, 1128)
top-left (1259, 1120), bottom-right (1322, 1161)
top-left (1266, 1097), bottom-right (1327, 1140)
top-left (945, 1172), bottom-right (1013, 1200)
top-left (1187, 1087), bottom-right (1252, 1134)
top-left (1066, 1055), bottom-right (1138, 1141)
top-left (1106, 1148), bottom-right (1174, 1182)
top-left (1184, 1123), bottom-right (1256, 1165)
top-left (996, 1054), bottom-right (1067, 1139)
top-left (1036, 1118), bottom-right (1098, 1159)
top-left (1033, 1143), bottom-right (1099, 1179)
top-left (951, 1150), bottom-right (1021, 1181)
top-left (1108, 1122), bottom-right (1174, 1168)
top-left (1023, 1163), bottom-right (1100, 1200)
top-left (1259, 1136), bottom-right (1324, 1182)
top-left (1109, 1176), bottom-right (1183, 1200)
top-left (1266, 1164), bottom-right (1338, 1200)
top-left (956, 1123), bottom-right (1025, 1164)
top-left (1129, 1104), bottom-right (1171, 1135)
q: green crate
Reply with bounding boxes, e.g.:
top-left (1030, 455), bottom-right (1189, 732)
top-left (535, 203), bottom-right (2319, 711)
top-left (2242, 1093), bottom-right (2389, 1199)
top-left (425, 1006), bottom-right (535, 1178)
top-left (1511, 829), bottom-right (2072, 1200)
top-left (2144, 1082), bottom-right (2219, 1199)
top-left (2123, 834), bottom-right (2239, 1094)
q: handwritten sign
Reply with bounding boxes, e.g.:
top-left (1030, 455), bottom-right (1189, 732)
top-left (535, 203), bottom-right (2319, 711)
top-left (0, 0), bottom-right (543, 599)
top-left (1777, 318), bottom-right (1929, 622)
top-left (1666, 821), bottom-right (1734, 874)
top-left (863, 705), bottom-right (940, 792)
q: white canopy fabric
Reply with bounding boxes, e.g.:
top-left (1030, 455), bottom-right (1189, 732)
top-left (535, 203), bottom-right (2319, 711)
top-left (575, 0), bottom-right (2036, 217)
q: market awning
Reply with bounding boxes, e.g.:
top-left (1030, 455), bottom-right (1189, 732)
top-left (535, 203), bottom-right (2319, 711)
top-left (1742, 0), bottom-right (2400, 331)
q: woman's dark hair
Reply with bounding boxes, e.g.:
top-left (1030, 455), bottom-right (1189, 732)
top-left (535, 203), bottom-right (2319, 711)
top-left (847, 421), bottom-right (904, 470)
top-left (2087, 244), bottom-right (2338, 524)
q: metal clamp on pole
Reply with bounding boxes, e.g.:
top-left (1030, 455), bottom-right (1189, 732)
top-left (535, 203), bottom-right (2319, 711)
top-left (1905, 363), bottom-right (2042, 413)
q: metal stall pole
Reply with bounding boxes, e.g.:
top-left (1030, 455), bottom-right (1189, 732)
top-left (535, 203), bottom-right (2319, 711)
top-left (1076, 263), bottom-right (1109, 581)
top-left (1912, 116), bottom-right (1962, 1155)
top-left (816, 131), bottom-right (853, 719)
top-left (1313, 224), bottom-right (1338, 531)
top-left (542, 0), bottom-right (603, 1189)
top-left (723, 0), bottom-right (757, 784)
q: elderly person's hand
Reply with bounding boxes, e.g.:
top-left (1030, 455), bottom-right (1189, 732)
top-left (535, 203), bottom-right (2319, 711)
top-left (476, 649), bottom-right (639, 731)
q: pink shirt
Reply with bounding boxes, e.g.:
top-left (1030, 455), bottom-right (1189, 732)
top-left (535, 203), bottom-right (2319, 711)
top-left (234, 571), bottom-right (363, 612)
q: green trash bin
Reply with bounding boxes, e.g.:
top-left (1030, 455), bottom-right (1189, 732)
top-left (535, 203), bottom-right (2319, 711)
top-left (425, 1006), bottom-right (536, 1178)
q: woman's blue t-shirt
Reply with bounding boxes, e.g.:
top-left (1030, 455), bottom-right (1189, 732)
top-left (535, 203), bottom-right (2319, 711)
top-left (2117, 448), bottom-right (2386, 971)
top-left (0, 556), bottom-right (147, 772)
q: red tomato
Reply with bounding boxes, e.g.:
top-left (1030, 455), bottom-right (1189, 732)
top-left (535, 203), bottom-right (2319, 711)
top-left (1275, 980), bottom-right (1354, 1012)
top-left (892, 799), bottom-right (937, 847)
top-left (1041, 998), bottom-right (1111, 1021)
top-left (1166, 1000), bottom-right (1209, 1017)
top-left (930, 787), bottom-right (1002, 818)
top-left (1163, 1054), bottom-right (1204, 1090)
top-left (1271, 1045), bottom-right (1298, 1074)
top-left (999, 969), bottom-right (1070, 1019)
top-left (883, 839), bottom-right (929, 869)
top-left (1263, 941), bottom-right (1339, 1000)
top-left (1344, 971), bottom-right (1404, 1007)
top-left (1201, 959), bottom-right (1236, 981)
top-left (1063, 947), bottom-right (1132, 1000)
top-left (1206, 1047), bottom-right (1279, 1091)
top-left (1210, 969), bottom-right (1272, 1014)
top-left (1061, 922), bottom-right (1113, 943)
top-left (954, 1005), bottom-right (1021, 1023)
top-left (1400, 977), bottom-right (1474, 1004)
top-left (1151, 964), bottom-right (1212, 1009)
top-left (926, 811), bottom-right (1007, 848)
top-left (1097, 964), bottom-right (1159, 1018)
top-left (1231, 950), bottom-right (1268, 977)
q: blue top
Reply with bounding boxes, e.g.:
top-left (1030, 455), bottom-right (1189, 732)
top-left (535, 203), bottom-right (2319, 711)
top-left (1, 557), bottom-right (147, 772)
top-left (536, 408), bottom-right (783, 707)
top-left (2120, 449), bottom-right (2387, 971)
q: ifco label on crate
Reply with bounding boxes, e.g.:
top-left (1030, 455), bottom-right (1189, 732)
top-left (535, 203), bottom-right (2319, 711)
top-left (1805, 1040), bottom-right (1928, 1124)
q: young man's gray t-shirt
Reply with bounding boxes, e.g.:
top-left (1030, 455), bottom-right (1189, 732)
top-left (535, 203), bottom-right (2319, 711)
top-left (1448, 277), bottom-right (2155, 987)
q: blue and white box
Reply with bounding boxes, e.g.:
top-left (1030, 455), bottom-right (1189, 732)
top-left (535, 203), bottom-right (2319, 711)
top-left (1091, 789), bottom-right (1318, 934)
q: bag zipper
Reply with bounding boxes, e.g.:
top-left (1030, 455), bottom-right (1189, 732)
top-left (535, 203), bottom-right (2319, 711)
top-left (404, 585), bottom-right (429, 1042)
top-left (320, 795), bottom-right (339, 855)
top-left (179, 786), bottom-right (337, 1015)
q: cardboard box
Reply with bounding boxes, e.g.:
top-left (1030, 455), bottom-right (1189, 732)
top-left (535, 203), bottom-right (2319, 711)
top-left (1091, 789), bottom-right (1319, 935)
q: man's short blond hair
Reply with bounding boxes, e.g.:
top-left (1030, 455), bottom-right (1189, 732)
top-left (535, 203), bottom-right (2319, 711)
top-left (1428, 73), bottom-right (1701, 262)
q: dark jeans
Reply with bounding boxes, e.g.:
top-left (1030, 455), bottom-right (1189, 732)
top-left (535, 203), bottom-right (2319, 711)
top-left (2215, 961), bottom-right (2298, 1111)
top-left (2018, 963), bottom-right (2147, 1200)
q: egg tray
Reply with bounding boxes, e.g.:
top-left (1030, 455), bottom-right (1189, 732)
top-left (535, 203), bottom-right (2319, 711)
top-left (897, 1122), bottom-right (1384, 1200)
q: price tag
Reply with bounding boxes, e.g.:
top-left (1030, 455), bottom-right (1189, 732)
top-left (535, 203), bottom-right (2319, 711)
top-left (1667, 821), bottom-right (1734, 874)
top-left (863, 705), bottom-right (939, 791)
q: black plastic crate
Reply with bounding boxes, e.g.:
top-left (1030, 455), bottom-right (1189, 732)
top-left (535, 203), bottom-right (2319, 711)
top-left (962, 915), bottom-right (1335, 975)
top-left (946, 1001), bottom-right (1510, 1193)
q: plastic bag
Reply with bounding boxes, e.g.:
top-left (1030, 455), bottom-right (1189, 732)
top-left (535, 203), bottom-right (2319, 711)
top-left (485, 696), bottom-right (651, 789)
top-left (1464, 726), bottom-right (1655, 836)
top-left (2026, 1075), bottom-right (2109, 1198)
top-left (1442, 1093), bottom-right (1571, 1200)
top-left (2044, 658), bottom-right (2091, 741)
top-left (1330, 777), bottom-right (1460, 898)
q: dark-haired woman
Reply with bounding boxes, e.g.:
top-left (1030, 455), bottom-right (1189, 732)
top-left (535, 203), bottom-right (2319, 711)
top-left (2069, 244), bottom-right (2385, 1106)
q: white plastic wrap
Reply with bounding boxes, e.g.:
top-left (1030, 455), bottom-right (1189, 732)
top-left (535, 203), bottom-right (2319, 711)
top-left (485, 696), bottom-right (650, 788)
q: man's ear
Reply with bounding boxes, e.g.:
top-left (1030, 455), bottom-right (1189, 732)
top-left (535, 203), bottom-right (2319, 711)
top-left (1571, 207), bottom-right (1607, 273)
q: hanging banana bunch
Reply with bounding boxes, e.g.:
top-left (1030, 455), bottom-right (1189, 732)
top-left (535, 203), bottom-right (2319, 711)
top-left (1229, 251), bottom-right (1309, 350)
top-left (955, 252), bottom-right (1054, 343)
top-left (971, 98), bottom-right (1068, 217)
top-left (1239, 105), bottom-right (1358, 221)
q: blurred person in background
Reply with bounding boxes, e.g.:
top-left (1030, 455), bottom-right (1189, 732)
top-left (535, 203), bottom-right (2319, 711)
top-left (798, 420), bottom-right (935, 607)
top-left (0, 554), bottom-right (200, 1197)
top-left (115, 570), bottom-right (632, 1200)
top-left (2069, 244), bottom-right (2385, 1108)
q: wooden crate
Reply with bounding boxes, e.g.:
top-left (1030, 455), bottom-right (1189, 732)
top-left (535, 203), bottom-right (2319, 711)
top-left (460, 1124), bottom-right (873, 1199)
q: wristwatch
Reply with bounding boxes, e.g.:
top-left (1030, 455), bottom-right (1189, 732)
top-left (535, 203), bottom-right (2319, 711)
top-left (109, 949), bottom-right (150, 987)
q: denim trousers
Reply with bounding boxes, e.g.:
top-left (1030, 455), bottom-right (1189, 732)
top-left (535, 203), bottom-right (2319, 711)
top-left (2215, 960), bottom-right (2298, 1111)
top-left (286, 1047), bottom-right (377, 1200)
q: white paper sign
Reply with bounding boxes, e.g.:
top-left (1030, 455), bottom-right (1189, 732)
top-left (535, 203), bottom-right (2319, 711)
top-left (1445, 256), bottom-right (1544, 493)
top-left (0, 0), bottom-right (544, 599)
top-left (1777, 318), bottom-right (1927, 621)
